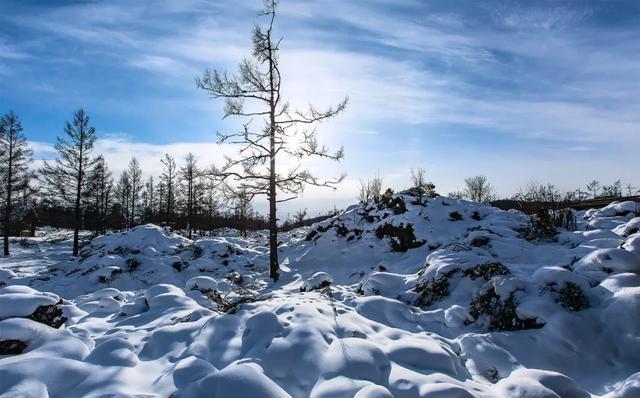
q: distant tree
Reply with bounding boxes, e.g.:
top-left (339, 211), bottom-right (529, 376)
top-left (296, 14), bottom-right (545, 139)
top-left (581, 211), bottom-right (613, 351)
top-left (463, 175), bottom-right (497, 203)
top-left (293, 208), bottom-right (307, 224)
top-left (574, 188), bottom-right (589, 201)
top-left (86, 156), bottom-right (113, 235)
top-left (223, 184), bottom-right (255, 238)
top-left (115, 170), bottom-right (132, 229)
top-left (127, 158), bottom-right (143, 226)
top-left (358, 176), bottom-right (383, 204)
top-left (448, 190), bottom-right (464, 199)
top-left (40, 109), bottom-right (98, 256)
top-left (142, 176), bottom-right (156, 222)
top-left (0, 112), bottom-right (34, 255)
top-left (179, 153), bottom-right (200, 239)
top-left (408, 168), bottom-right (436, 202)
top-left (160, 154), bottom-right (177, 224)
top-left (197, 0), bottom-right (347, 281)
top-left (586, 180), bottom-right (600, 199)
top-left (625, 183), bottom-right (637, 197)
top-left (600, 180), bottom-right (622, 198)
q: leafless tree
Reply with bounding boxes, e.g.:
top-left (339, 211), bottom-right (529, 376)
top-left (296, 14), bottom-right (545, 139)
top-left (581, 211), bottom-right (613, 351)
top-left (625, 183), bottom-right (637, 197)
top-left (197, 0), bottom-right (347, 281)
top-left (222, 183), bottom-right (255, 238)
top-left (160, 154), bottom-right (177, 223)
top-left (463, 175), bottom-right (497, 203)
top-left (1, 112), bottom-right (34, 255)
top-left (293, 208), bottom-right (307, 224)
top-left (179, 153), bottom-right (200, 239)
top-left (408, 167), bottom-right (436, 202)
top-left (586, 180), bottom-right (600, 199)
top-left (358, 176), bottom-right (383, 204)
top-left (127, 157), bottom-right (143, 226)
top-left (86, 155), bottom-right (113, 235)
top-left (40, 109), bottom-right (98, 256)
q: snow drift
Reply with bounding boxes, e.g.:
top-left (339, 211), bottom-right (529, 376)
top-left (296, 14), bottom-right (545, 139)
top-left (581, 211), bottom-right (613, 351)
top-left (1, 196), bottom-right (639, 397)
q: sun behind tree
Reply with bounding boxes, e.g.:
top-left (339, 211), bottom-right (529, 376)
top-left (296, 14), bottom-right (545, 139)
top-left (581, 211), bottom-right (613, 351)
top-left (197, 0), bottom-right (347, 281)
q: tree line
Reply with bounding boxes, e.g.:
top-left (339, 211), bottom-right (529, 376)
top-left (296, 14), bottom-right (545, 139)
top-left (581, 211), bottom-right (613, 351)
top-left (0, 109), bottom-right (277, 257)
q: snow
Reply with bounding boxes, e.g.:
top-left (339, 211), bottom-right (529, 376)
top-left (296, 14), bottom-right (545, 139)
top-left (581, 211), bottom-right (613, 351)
top-left (0, 194), bottom-right (639, 397)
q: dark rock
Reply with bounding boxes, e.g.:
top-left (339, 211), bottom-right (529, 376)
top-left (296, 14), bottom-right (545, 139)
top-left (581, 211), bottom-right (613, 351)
top-left (0, 339), bottom-right (26, 355)
top-left (28, 300), bottom-right (67, 328)
top-left (448, 211), bottom-right (464, 221)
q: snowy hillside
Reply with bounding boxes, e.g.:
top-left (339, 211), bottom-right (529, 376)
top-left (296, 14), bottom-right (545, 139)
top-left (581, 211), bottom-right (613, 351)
top-left (1, 195), bottom-right (639, 397)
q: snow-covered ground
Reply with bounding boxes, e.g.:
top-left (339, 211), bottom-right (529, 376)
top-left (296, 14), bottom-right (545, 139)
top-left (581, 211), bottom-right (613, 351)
top-left (1, 195), bottom-right (639, 397)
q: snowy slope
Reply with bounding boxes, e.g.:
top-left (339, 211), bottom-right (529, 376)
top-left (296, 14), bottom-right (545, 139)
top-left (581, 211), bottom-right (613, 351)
top-left (1, 195), bottom-right (639, 397)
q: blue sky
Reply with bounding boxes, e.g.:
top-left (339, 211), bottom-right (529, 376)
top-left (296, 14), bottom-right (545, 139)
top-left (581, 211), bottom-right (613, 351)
top-left (1, 0), bottom-right (639, 214)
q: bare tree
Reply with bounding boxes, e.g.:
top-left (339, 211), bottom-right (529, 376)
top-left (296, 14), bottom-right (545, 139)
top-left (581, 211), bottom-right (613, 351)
top-left (1, 112), bottom-right (34, 256)
top-left (86, 155), bottom-right (113, 235)
top-left (197, 0), bottom-right (347, 281)
top-left (625, 183), bottom-right (637, 197)
top-left (293, 208), bottom-right (307, 224)
top-left (115, 170), bottom-right (132, 229)
top-left (127, 157), bottom-right (143, 226)
top-left (142, 176), bottom-right (156, 222)
top-left (408, 167), bottom-right (436, 202)
top-left (179, 153), bottom-right (200, 239)
top-left (586, 180), bottom-right (600, 199)
top-left (358, 176), bottom-right (383, 204)
top-left (160, 154), bottom-right (177, 224)
top-left (222, 184), bottom-right (255, 238)
top-left (463, 175), bottom-right (497, 203)
top-left (40, 109), bottom-right (98, 256)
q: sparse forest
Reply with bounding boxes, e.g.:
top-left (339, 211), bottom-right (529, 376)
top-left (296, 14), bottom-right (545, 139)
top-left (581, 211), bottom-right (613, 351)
top-left (1, 0), bottom-right (639, 396)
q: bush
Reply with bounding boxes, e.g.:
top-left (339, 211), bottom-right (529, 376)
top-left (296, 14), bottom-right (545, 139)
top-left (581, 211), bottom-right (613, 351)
top-left (375, 223), bottom-right (426, 252)
top-left (414, 269), bottom-right (459, 307)
top-left (520, 208), bottom-right (557, 241)
top-left (463, 262), bottom-right (510, 281)
top-left (448, 211), bottom-right (464, 221)
top-left (467, 288), bottom-right (544, 331)
top-left (126, 258), bottom-right (140, 272)
top-left (555, 282), bottom-right (589, 311)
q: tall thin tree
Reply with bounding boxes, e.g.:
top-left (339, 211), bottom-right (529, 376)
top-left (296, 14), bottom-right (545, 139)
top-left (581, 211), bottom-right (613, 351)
top-left (127, 157), bottom-right (143, 226)
top-left (179, 153), bottom-right (200, 239)
top-left (160, 154), bottom-right (177, 224)
top-left (1, 112), bottom-right (34, 256)
top-left (87, 155), bottom-right (113, 235)
top-left (40, 109), bottom-right (98, 256)
top-left (197, 0), bottom-right (347, 281)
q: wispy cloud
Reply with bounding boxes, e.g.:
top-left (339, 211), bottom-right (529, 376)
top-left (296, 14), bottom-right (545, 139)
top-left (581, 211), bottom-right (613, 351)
top-left (3, 0), bottom-right (639, 202)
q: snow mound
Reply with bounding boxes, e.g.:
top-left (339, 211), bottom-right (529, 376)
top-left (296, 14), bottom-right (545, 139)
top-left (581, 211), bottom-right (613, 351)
top-left (0, 197), bottom-right (639, 397)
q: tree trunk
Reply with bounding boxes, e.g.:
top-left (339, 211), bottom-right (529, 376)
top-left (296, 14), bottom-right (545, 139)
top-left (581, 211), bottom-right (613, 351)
top-left (267, 32), bottom-right (279, 282)
top-left (3, 154), bottom-right (12, 256)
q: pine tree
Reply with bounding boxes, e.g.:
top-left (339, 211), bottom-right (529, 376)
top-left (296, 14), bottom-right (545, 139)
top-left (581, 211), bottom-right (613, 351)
top-left (1, 112), bottom-right (34, 256)
top-left (197, 0), bottom-right (347, 281)
top-left (40, 109), bottom-right (98, 256)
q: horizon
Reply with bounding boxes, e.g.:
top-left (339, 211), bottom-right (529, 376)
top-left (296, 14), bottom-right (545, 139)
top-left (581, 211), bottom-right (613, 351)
top-left (1, 0), bottom-right (639, 216)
